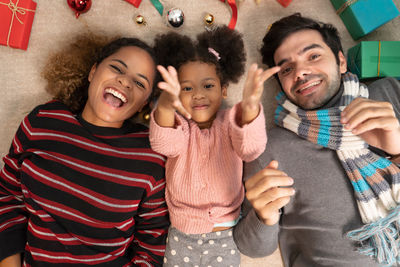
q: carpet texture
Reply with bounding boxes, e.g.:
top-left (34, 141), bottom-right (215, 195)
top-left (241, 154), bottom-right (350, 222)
top-left (0, 0), bottom-right (399, 266)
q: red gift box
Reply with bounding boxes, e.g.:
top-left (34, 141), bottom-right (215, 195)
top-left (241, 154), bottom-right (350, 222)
top-left (277, 0), bottom-right (292, 7)
top-left (0, 0), bottom-right (37, 50)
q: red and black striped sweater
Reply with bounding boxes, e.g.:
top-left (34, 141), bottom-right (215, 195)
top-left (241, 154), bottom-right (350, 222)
top-left (0, 101), bottom-right (169, 266)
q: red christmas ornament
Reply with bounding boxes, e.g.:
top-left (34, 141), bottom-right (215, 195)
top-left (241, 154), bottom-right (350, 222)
top-left (67, 0), bottom-right (92, 18)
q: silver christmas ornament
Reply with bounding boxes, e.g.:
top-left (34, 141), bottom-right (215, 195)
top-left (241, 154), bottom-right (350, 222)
top-left (167, 8), bottom-right (184, 28)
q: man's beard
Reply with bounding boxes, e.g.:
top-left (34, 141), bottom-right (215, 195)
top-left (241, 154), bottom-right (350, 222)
top-left (290, 69), bottom-right (342, 110)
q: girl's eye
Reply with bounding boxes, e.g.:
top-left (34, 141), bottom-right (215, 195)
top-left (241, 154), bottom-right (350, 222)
top-left (110, 65), bottom-right (123, 73)
top-left (204, 84), bottom-right (214, 89)
top-left (182, 87), bottom-right (192, 92)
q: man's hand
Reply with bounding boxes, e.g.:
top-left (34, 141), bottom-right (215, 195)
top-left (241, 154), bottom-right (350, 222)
top-left (341, 98), bottom-right (400, 155)
top-left (245, 160), bottom-right (295, 226)
top-left (240, 64), bottom-right (280, 125)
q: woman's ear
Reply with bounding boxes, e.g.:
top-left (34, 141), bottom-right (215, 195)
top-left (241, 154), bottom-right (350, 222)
top-left (88, 64), bottom-right (97, 82)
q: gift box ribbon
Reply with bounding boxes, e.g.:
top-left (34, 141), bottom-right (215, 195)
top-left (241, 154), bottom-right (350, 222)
top-left (350, 41), bottom-right (400, 78)
top-left (335, 0), bottom-right (358, 15)
top-left (0, 0), bottom-right (36, 47)
top-left (124, 0), bottom-right (163, 15)
top-left (220, 0), bottom-right (237, 29)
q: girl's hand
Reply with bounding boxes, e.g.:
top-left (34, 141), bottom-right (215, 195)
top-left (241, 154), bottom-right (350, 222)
top-left (156, 65), bottom-right (191, 120)
top-left (241, 64), bottom-right (280, 125)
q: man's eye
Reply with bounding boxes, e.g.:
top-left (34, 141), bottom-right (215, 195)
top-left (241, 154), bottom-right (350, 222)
top-left (204, 84), bottom-right (214, 89)
top-left (110, 65), bottom-right (123, 73)
top-left (182, 87), bottom-right (192, 92)
top-left (310, 54), bottom-right (320, 60)
top-left (281, 67), bottom-right (292, 75)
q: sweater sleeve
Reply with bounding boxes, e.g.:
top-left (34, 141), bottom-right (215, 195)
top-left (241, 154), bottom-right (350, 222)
top-left (131, 177), bottom-right (169, 267)
top-left (149, 111), bottom-right (188, 158)
top-left (228, 103), bottom-right (267, 162)
top-left (0, 115), bottom-right (32, 261)
top-left (233, 156), bottom-right (280, 257)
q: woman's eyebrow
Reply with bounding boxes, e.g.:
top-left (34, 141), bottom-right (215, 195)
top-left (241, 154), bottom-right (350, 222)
top-left (111, 59), bottom-right (128, 68)
top-left (137, 73), bottom-right (150, 87)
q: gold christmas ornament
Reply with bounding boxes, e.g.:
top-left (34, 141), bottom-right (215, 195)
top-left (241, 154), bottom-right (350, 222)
top-left (204, 13), bottom-right (214, 25)
top-left (135, 15), bottom-right (146, 25)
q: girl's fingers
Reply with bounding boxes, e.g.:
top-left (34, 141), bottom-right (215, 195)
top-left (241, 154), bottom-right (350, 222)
top-left (174, 102), bottom-right (191, 120)
top-left (157, 65), bottom-right (180, 89)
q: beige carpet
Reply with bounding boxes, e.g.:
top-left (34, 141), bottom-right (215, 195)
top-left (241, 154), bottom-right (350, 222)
top-left (1, 0), bottom-right (400, 266)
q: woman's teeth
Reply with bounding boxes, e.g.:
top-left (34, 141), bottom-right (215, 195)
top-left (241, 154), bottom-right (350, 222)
top-left (105, 88), bottom-right (127, 103)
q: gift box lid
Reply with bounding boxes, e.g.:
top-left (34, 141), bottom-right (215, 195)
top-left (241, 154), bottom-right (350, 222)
top-left (331, 0), bottom-right (399, 40)
top-left (347, 41), bottom-right (400, 79)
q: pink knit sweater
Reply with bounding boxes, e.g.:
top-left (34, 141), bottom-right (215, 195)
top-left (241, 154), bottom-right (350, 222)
top-left (149, 104), bottom-right (267, 234)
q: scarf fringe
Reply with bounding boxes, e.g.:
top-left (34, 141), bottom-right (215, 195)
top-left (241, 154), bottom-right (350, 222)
top-left (347, 205), bottom-right (400, 265)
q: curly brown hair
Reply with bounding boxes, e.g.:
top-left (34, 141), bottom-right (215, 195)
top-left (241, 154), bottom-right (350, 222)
top-left (153, 25), bottom-right (246, 87)
top-left (41, 32), bottom-right (159, 114)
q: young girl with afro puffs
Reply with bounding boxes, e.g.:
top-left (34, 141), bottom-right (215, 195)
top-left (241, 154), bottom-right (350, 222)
top-left (149, 26), bottom-right (280, 266)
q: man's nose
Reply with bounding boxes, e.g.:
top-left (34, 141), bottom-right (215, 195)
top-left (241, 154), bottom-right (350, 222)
top-left (294, 63), bottom-right (312, 81)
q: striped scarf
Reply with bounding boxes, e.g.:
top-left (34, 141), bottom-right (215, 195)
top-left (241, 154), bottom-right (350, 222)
top-left (274, 72), bottom-right (400, 265)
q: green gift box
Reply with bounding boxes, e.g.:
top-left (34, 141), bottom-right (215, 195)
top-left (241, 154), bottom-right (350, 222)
top-left (330, 0), bottom-right (399, 40)
top-left (347, 41), bottom-right (400, 79)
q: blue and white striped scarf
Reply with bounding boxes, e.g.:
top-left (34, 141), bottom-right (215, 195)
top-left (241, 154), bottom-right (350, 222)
top-left (274, 72), bottom-right (400, 265)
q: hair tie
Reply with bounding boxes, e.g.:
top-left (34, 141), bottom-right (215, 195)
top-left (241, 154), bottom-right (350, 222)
top-left (208, 47), bottom-right (221, 61)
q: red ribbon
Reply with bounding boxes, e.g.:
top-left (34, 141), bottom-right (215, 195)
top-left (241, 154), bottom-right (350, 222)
top-left (124, 0), bottom-right (140, 8)
top-left (220, 0), bottom-right (237, 29)
top-left (124, 0), bottom-right (163, 15)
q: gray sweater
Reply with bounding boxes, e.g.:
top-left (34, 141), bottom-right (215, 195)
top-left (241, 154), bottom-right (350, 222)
top-left (233, 77), bottom-right (400, 267)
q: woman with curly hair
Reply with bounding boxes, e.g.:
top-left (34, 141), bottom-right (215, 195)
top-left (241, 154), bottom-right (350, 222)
top-left (149, 26), bottom-right (280, 266)
top-left (0, 34), bottom-right (168, 267)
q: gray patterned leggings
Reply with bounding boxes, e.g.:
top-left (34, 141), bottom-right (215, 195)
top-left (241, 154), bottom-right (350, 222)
top-left (163, 226), bottom-right (240, 267)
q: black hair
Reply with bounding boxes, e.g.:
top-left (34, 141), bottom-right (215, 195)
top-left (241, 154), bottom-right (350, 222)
top-left (154, 25), bottom-right (246, 87)
top-left (42, 34), bottom-right (159, 114)
top-left (261, 13), bottom-right (343, 67)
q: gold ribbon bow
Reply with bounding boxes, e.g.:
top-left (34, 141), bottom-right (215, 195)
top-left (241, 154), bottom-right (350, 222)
top-left (336, 0), bottom-right (358, 15)
top-left (0, 0), bottom-right (36, 47)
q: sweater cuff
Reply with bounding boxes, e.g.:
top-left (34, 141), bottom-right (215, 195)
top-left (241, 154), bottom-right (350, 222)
top-left (149, 111), bottom-right (186, 157)
top-left (149, 110), bottom-right (185, 138)
top-left (0, 229), bottom-right (26, 261)
top-left (229, 103), bottom-right (266, 134)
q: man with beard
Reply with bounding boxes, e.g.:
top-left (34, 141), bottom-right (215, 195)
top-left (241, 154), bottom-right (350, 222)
top-left (233, 13), bottom-right (400, 267)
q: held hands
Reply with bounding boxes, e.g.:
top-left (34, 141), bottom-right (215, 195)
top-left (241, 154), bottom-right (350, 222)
top-left (245, 160), bottom-right (295, 226)
top-left (240, 64), bottom-right (281, 125)
top-left (341, 98), bottom-right (400, 155)
top-left (154, 65), bottom-right (191, 127)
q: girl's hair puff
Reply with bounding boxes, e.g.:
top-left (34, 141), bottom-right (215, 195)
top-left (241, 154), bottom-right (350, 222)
top-left (42, 33), bottom-right (159, 114)
top-left (154, 25), bottom-right (246, 87)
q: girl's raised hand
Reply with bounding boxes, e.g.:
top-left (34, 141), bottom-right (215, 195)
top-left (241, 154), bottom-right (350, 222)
top-left (156, 65), bottom-right (191, 120)
top-left (241, 64), bottom-right (281, 125)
